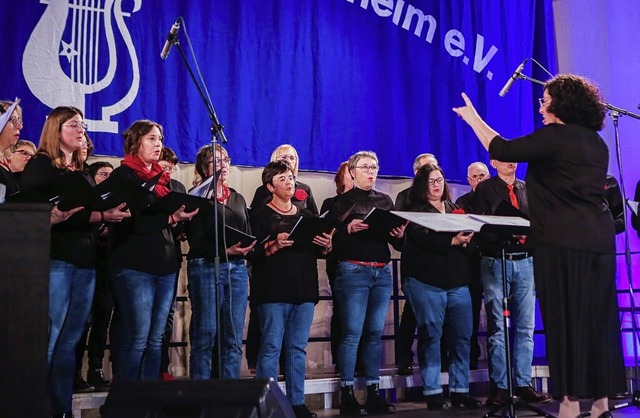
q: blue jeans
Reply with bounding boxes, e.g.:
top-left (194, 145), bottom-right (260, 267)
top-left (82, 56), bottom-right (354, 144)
top-left (111, 268), bottom-right (176, 380)
top-left (481, 256), bottom-right (535, 388)
top-left (404, 278), bottom-right (472, 395)
top-left (256, 302), bottom-right (315, 406)
top-left (334, 262), bottom-right (392, 385)
top-left (48, 260), bottom-right (96, 414)
top-left (187, 258), bottom-right (248, 379)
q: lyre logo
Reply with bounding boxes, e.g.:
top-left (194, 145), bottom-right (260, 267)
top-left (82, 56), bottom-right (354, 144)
top-left (22, 0), bottom-right (142, 133)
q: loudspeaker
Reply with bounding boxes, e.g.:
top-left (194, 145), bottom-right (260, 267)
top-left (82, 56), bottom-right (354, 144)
top-left (101, 379), bottom-right (295, 418)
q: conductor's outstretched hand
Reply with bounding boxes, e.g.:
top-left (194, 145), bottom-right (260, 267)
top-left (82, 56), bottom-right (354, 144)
top-left (452, 92), bottom-right (480, 125)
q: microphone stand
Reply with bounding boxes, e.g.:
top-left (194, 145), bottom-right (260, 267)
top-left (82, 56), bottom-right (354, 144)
top-left (515, 73), bottom-right (640, 412)
top-left (167, 25), bottom-right (228, 376)
top-left (605, 103), bottom-right (640, 413)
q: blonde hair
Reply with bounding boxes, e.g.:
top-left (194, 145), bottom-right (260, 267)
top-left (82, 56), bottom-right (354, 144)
top-left (269, 144), bottom-right (299, 176)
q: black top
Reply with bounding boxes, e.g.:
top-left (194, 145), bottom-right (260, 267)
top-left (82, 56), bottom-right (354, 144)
top-left (489, 123), bottom-right (615, 253)
top-left (394, 187), bottom-right (412, 211)
top-left (108, 165), bottom-right (180, 276)
top-left (330, 187), bottom-right (400, 263)
top-left (249, 205), bottom-right (320, 305)
top-left (633, 180), bottom-right (640, 236)
top-left (19, 154), bottom-right (96, 268)
top-left (0, 165), bottom-right (19, 198)
top-left (455, 190), bottom-right (478, 214)
top-left (604, 174), bottom-right (624, 235)
top-left (187, 188), bottom-right (252, 262)
top-left (250, 180), bottom-right (318, 214)
top-left (401, 200), bottom-right (474, 289)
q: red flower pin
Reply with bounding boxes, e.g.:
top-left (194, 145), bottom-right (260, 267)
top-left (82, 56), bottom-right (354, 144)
top-left (294, 188), bottom-right (308, 201)
top-left (452, 208), bottom-right (466, 214)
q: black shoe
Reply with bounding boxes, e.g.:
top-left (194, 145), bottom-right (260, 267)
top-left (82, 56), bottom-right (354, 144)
top-left (87, 368), bottom-right (110, 388)
top-left (73, 372), bottom-right (95, 393)
top-left (397, 365), bottom-right (413, 376)
top-left (364, 384), bottom-right (396, 414)
top-left (292, 404), bottom-right (317, 418)
top-left (515, 386), bottom-right (551, 404)
top-left (485, 388), bottom-right (509, 407)
top-left (450, 392), bottom-right (481, 409)
top-left (340, 386), bottom-right (367, 417)
top-left (425, 394), bottom-right (448, 410)
top-left (598, 412), bottom-right (613, 418)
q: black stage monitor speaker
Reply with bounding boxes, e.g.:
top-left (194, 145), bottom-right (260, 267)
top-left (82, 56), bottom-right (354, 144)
top-left (101, 378), bottom-right (295, 418)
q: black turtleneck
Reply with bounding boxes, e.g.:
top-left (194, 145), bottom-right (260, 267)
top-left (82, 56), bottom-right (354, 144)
top-left (330, 186), bottom-right (398, 263)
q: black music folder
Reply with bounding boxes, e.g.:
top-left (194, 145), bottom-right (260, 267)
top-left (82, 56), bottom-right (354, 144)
top-left (95, 174), bottom-right (156, 212)
top-left (358, 207), bottom-right (406, 240)
top-left (222, 225), bottom-right (256, 248)
top-left (146, 191), bottom-right (211, 214)
top-left (287, 214), bottom-right (336, 248)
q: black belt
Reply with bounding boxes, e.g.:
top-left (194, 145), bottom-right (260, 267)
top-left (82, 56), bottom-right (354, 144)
top-left (482, 252), bottom-right (530, 261)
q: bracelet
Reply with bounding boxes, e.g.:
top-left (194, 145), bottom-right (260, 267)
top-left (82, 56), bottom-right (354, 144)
top-left (99, 211), bottom-right (105, 223)
top-left (170, 214), bottom-right (176, 224)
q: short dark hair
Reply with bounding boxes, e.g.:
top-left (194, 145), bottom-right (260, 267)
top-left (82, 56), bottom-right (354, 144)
top-left (545, 74), bottom-right (606, 131)
top-left (409, 164), bottom-right (450, 206)
top-left (261, 160), bottom-right (291, 186)
top-left (88, 161), bottom-right (114, 178)
top-left (160, 146), bottom-right (178, 165)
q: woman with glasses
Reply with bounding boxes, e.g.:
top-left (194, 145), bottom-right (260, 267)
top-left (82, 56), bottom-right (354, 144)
top-left (186, 144), bottom-right (255, 380)
top-left (0, 100), bottom-right (24, 196)
top-left (453, 74), bottom-right (625, 418)
top-left (108, 120), bottom-right (198, 382)
top-left (19, 106), bottom-right (131, 418)
top-left (1, 139), bottom-right (36, 187)
top-left (249, 144), bottom-right (318, 213)
top-left (250, 160), bottom-right (332, 418)
top-left (329, 150), bottom-right (406, 416)
top-left (401, 164), bottom-right (481, 410)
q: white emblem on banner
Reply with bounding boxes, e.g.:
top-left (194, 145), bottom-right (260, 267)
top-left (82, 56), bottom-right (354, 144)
top-left (22, 0), bottom-right (142, 133)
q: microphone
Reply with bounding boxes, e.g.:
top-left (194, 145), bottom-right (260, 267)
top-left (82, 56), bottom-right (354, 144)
top-left (499, 59), bottom-right (528, 97)
top-left (160, 18), bottom-right (181, 60)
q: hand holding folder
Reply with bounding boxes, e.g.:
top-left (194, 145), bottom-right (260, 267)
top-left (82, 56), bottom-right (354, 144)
top-left (287, 214), bottom-right (336, 249)
top-left (355, 207), bottom-right (406, 240)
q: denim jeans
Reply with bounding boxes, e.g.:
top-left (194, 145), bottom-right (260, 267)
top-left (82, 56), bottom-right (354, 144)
top-left (256, 302), bottom-right (315, 406)
top-left (403, 278), bottom-right (472, 395)
top-left (111, 268), bottom-right (176, 381)
top-left (48, 259), bottom-right (96, 414)
top-left (187, 258), bottom-right (248, 379)
top-left (481, 256), bottom-right (535, 388)
top-left (333, 262), bottom-right (392, 385)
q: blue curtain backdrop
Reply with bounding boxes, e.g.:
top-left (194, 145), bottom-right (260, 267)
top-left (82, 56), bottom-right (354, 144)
top-left (2, 0), bottom-right (556, 181)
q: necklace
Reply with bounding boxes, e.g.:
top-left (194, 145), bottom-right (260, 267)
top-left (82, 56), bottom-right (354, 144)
top-left (269, 200), bottom-right (294, 214)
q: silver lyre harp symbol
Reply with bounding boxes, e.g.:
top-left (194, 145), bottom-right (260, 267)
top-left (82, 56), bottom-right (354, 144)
top-left (23, 0), bottom-right (142, 133)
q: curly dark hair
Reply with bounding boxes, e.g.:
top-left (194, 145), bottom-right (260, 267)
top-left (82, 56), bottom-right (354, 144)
top-left (409, 164), bottom-right (451, 206)
top-left (545, 74), bottom-right (606, 131)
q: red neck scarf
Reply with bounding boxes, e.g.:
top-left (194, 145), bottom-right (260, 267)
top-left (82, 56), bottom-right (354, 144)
top-left (216, 185), bottom-right (231, 204)
top-left (121, 155), bottom-right (171, 197)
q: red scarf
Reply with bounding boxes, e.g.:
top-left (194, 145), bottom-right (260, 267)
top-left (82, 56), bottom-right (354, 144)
top-left (121, 155), bottom-right (171, 197)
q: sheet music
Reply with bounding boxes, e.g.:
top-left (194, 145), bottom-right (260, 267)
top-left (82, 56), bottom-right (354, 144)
top-left (391, 211), bottom-right (529, 232)
top-left (627, 200), bottom-right (639, 216)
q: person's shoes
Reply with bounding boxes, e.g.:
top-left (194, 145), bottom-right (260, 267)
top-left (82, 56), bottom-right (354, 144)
top-left (597, 412), bottom-right (613, 418)
top-left (159, 372), bottom-right (176, 381)
top-left (425, 394), bottom-right (448, 410)
top-left (515, 386), bottom-right (551, 403)
top-left (485, 388), bottom-right (509, 407)
top-left (292, 404), bottom-right (317, 418)
top-left (364, 384), bottom-right (396, 414)
top-left (73, 372), bottom-right (95, 393)
top-left (397, 365), bottom-right (413, 376)
top-left (87, 368), bottom-right (110, 388)
top-left (340, 386), bottom-right (367, 416)
top-left (450, 392), bottom-right (482, 409)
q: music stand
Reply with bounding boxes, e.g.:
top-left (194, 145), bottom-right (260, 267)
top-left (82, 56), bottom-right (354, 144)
top-left (479, 223), bottom-right (553, 418)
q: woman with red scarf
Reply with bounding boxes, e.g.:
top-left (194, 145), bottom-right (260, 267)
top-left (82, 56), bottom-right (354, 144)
top-left (109, 119), bottom-right (198, 381)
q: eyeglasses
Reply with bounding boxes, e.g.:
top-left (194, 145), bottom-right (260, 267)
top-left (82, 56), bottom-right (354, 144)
top-left (355, 165), bottom-right (379, 173)
top-left (95, 172), bottom-right (111, 179)
top-left (215, 157), bottom-right (231, 165)
top-left (468, 173), bottom-right (488, 181)
top-left (278, 155), bottom-right (297, 162)
top-left (63, 121), bottom-right (88, 131)
top-left (428, 177), bottom-right (445, 185)
top-left (13, 149), bottom-right (34, 158)
top-left (273, 174), bottom-right (295, 184)
top-left (161, 165), bottom-right (177, 173)
top-left (538, 97), bottom-right (549, 108)
top-left (9, 116), bottom-right (23, 127)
